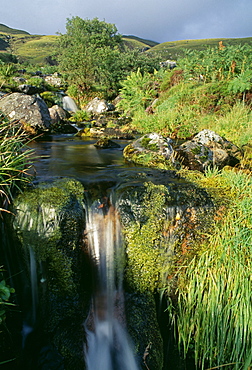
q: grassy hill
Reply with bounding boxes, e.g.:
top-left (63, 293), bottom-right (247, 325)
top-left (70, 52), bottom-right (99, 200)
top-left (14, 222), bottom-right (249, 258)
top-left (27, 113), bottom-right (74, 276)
top-left (0, 23), bottom-right (251, 65)
top-left (0, 23), bottom-right (30, 35)
top-left (148, 37), bottom-right (252, 60)
top-left (122, 35), bottom-right (159, 49)
top-left (0, 24), bottom-right (159, 64)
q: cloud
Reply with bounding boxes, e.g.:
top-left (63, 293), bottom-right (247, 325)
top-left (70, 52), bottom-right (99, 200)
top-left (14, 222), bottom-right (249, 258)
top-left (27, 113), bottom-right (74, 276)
top-left (1, 0), bottom-right (251, 43)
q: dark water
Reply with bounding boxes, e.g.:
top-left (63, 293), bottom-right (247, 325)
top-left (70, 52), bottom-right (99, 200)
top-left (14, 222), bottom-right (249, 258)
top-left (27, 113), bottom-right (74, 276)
top-left (29, 135), bottom-right (129, 182)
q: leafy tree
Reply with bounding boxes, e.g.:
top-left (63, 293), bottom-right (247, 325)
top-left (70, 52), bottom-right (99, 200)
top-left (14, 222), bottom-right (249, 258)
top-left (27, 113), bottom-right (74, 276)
top-left (57, 17), bottom-right (161, 98)
top-left (56, 17), bottom-right (123, 93)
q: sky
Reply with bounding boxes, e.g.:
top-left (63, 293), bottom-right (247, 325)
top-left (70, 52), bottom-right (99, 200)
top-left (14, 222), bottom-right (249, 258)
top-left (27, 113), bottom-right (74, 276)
top-left (1, 0), bottom-right (252, 43)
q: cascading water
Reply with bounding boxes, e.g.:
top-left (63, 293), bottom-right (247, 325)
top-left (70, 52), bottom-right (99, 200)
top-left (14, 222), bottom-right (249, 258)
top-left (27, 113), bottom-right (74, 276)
top-left (62, 96), bottom-right (79, 113)
top-left (84, 197), bottom-right (139, 370)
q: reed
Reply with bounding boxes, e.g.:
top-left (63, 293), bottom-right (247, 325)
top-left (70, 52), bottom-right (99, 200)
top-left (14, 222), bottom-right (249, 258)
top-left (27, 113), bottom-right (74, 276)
top-left (0, 114), bottom-right (34, 213)
top-left (175, 169), bottom-right (252, 369)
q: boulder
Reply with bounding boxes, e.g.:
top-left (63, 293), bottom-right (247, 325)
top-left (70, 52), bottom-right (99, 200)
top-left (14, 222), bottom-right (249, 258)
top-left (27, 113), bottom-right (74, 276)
top-left (85, 97), bottom-right (114, 115)
top-left (17, 84), bottom-right (41, 95)
top-left (44, 73), bottom-right (62, 88)
top-left (123, 133), bottom-right (175, 170)
top-left (94, 138), bottom-right (121, 148)
top-left (176, 129), bottom-right (241, 171)
top-left (11, 178), bottom-right (87, 368)
top-left (0, 92), bottom-right (51, 134)
top-left (49, 104), bottom-right (69, 124)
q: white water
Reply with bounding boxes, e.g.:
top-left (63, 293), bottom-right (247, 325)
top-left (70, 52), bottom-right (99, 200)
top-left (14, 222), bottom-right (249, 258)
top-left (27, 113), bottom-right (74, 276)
top-left (62, 96), bottom-right (79, 113)
top-left (84, 199), bottom-right (139, 370)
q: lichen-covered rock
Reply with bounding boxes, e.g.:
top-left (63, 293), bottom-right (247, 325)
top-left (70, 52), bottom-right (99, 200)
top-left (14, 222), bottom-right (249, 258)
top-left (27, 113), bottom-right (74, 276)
top-left (0, 92), bottom-right (51, 134)
top-left (177, 129), bottom-right (241, 171)
top-left (44, 73), bottom-right (63, 88)
top-left (123, 133), bottom-right (175, 170)
top-left (117, 179), bottom-right (214, 369)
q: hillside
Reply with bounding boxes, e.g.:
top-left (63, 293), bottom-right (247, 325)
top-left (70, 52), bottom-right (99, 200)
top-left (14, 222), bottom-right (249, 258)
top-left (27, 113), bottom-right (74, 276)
top-left (0, 23), bottom-right (252, 65)
top-left (0, 23), bottom-right (30, 35)
top-left (148, 37), bottom-right (252, 60)
top-left (0, 23), bottom-right (159, 64)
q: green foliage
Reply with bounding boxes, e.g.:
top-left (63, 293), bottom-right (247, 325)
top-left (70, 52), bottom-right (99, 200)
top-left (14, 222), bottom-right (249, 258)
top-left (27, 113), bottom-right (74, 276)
top-left (178, 44), bottom-right (252, 83)
top-left (0, 268), bottom-right (15, 325)
top-left (40, 91), bottom-right (62, 108)
top-left (0, 63), bottom-right (16, 87)
top-left (228, 70), bottom-right (252, 101)
top-left (175, 170), bottom-right (252, 369)
top-left (57, 17), bottom-right (161, 98)
top-left (117, 69), bottom-right (158, 115)
top-left (0, 112), bottom-right (34, 213)
top-left (69, 110), bottom-right (90, 122)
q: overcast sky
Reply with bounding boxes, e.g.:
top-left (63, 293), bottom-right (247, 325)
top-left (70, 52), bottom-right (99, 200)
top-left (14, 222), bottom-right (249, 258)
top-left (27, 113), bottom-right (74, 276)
top-left (1, 0), bottom-right (252, 43)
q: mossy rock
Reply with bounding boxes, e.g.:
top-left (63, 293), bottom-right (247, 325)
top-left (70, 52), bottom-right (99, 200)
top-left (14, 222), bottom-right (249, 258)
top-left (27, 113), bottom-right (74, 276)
top-left (12, 178), bottom-right (87, 368)
top-left (125, 293), bottom-right (163, 370)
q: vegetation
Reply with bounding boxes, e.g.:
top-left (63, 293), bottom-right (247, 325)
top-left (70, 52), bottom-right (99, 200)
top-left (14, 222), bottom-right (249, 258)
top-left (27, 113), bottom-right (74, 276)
top-left (0, 112), bottom-right (34, 213)
top-left (56, 17), bottom-right (160, 100)
top-left (0, 19), bottom-right (251, 370)
top-left (173, 168), bottom-right (252, 369)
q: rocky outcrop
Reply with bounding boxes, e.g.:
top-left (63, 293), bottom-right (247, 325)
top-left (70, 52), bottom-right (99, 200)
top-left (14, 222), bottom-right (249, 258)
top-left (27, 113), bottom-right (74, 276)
top-left (94, 137), bottom-right (121, 148)
top-left (176, 129), bottom-right (241, 171)
top-left (49, 104), bottom-right (68, 124)
top-left (0, 92), bottom-right (51, 134)
top-left (123, 133), bottom-right (176, 170)
top-left (123, 130), bottom-right (242, 172)
top-left (85, 97), bottom-right (114, 115)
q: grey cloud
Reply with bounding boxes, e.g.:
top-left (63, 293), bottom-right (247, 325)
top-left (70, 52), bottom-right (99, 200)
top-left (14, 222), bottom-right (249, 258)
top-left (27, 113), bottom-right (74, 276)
top-left (1, 0), bottom-right (251, 43)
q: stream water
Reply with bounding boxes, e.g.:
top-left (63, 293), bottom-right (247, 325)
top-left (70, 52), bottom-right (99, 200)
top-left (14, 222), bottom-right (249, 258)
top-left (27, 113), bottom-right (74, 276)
top-left (1, 134), bottom-right (199, 369)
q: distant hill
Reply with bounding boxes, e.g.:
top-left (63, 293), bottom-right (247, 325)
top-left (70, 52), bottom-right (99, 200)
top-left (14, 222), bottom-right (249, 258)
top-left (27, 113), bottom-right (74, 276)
top-left (123, 35), bottom-right (159, 48)
top-left (0, 23), bottom-right (30, 35)
top-left (148, 37), bottom-right (252, 60)
top-left (0, 23), bottom-right (251, 65)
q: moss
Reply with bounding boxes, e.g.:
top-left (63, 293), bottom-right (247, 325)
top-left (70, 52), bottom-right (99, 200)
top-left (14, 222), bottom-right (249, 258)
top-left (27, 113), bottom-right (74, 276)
top-left (123, 144), bottom-right (176, 171)
top-left (13, 178), bottom-right (85, 296)
top-left (121, 182), bottom-right (172, 293)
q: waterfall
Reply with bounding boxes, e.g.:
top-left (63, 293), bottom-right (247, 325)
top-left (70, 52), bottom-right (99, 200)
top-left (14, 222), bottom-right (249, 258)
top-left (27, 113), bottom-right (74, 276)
top-left (62, 96), bottom-right (79, 113)
top-left (84, 198), bottom-right (139, 370)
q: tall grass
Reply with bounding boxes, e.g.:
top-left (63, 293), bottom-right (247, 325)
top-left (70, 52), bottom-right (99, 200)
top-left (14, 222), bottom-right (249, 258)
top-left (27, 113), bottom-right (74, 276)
top-left (0, 113), bottom-right (34, 213)
top-left (175, 169), bottom-right (252, 369)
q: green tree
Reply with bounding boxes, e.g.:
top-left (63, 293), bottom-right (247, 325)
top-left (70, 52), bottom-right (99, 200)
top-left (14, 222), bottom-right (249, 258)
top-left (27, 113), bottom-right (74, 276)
top-left (56, 17), bottom-right (123, 93)
top-left (57, 17), bottom-right (161, 98)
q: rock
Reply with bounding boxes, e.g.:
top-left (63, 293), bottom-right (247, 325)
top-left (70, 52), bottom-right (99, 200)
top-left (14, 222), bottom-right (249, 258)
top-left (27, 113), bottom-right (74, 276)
top-left (12, 77), bottom-right (26, 84)
top-left (17, 84), bottom-right (41, 95)
top-left (85, 97), bottom-right (114, 115)
top-left (49, 104), bottom-right (69, 124)
top-left (123, 133), bottom-right (175, 170)
top-left (11, 178), bottom-right (87, 368)
top-left (176, 129), bottom-right (241, 171)
top-left (0, 92), bottom-right (51, 134)
top-left (94, 138), bottom-right (121, 148)
top-left (49, 104), bottom-right (76, 134)
top-left (44, 73), bottom-right (62, 88)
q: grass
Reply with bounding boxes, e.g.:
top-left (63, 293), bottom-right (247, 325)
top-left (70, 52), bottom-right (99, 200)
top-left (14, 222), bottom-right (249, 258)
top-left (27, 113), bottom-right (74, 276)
top-left (11, 35), bottom-right (58, 64)
top-left (173, 168), bottom-right (252, 369)
top-left (148, 37), bottom-right (252, 60)
top-left (0, 113), bottom-right (34, 213)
